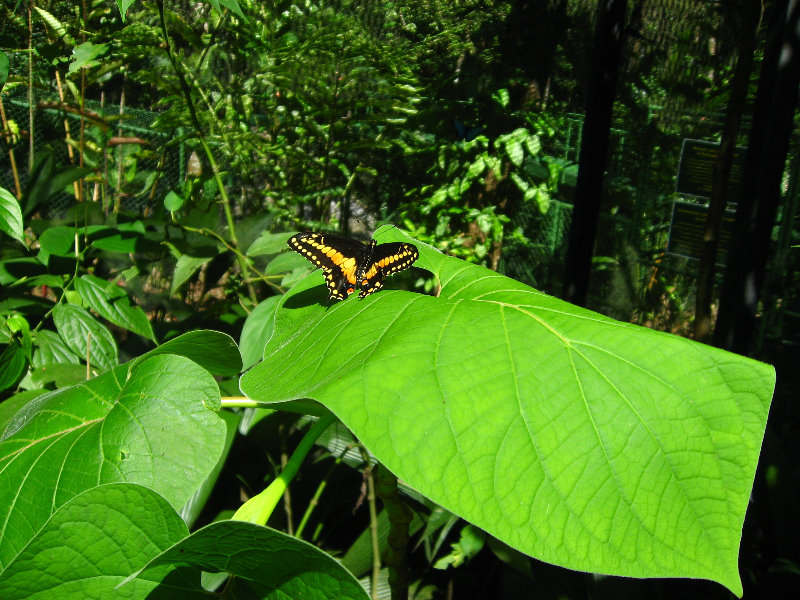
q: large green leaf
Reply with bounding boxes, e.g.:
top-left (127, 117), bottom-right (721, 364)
top-left (240, 226), bottom-right (775, 596)
top-left (141, 330), bottom-right (242, 377)
top-left (128, 520), bottom-right (369, 600)
top-left (0, 354), bottom-right (226, 569)
top-left (0, 483), bottom-right (193, 599)
top-left (0, 391), bottom-right (46, 435)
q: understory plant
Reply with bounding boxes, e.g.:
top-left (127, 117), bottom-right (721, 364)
top-left (0, 210), bottom-right (775, 598)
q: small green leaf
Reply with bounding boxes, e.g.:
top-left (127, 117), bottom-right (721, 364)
top-left (265, 251), bottom-right (310, 275)
top-left (0, 50), bottom-right (8, 92)
top-left (505, 138), bottom-right (524, 167)
top-left (434, 524), bottom-right (485, 569)
top-left (246, 231), bottom-right (294, 256)
top-left (207, 0), bottom-right (246, 19)
top-left (74, 274), bottom-right (156, 342)
top-left (466, 156), bottom-right (486, 180)
top-left (90, 228), bottom-right (155, 253)
top-left (33, 6), bottom-right (74, 45)
top-left (116, 0), bottom-right (137, 22)
top-left (5, 313), bottom-right (32, 362)
top-left (510, 172), bottom-right (529, 193)
top-left (164, 190), bottom-right (184, 211)
top-left (52, 303), bottom-right (118, 371)
top-left (524, 133), bottom-right (542, 156)
top-left (30, 363), bottom-right (87, 388)
top-left (68, 41), bottom-right (109, 74)
top-left (239, 296), bottom-right (280, 369)
top-left (532, 183), bottom-right (551, 213)
top-left (0, 341), bottom-right (27, 392)
top-left (492, 88), bottom-right (510, 108)
top-left (138, 330), bottom-right (242, 377)
top-left (0, 187), bottom-right (24, 243)
top-left (21, 150), bottom-right (93, 216)
top-left (171, 254), bottom-right (212, 294)
top-left (38, 226), bottom-right (108, 258)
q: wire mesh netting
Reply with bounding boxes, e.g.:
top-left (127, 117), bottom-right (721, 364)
top-left (1, 0), bottom-right (798, 344)
top-left (0, 94), bottom-right (184, 217)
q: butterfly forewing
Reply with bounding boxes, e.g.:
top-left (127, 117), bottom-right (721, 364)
top-left (288, 233), bottom-right (366, 300)
top-left (287, 232), bottom-right (418, 301)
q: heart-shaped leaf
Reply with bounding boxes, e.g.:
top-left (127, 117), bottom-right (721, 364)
top-left (240, 226), bottom-right (775, 596)
top-left (0, 483), bottom-right (193, 599)
top-left (129, 520), bottom-right (369, 600)
top-left (0, 353), bottom-right (226, 568)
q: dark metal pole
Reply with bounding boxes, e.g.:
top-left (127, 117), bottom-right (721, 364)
top-left (713, 0), bottom-right (800, 354)
top-left (561, 0), bottom-right (627, 306)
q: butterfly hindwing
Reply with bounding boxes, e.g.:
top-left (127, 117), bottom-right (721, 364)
top-left (287, 232), bottom-right (418, 302)
top-left (357, 242), bottom-right (419, 298)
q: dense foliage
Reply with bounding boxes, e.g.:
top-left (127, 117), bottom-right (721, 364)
top-left (0, 0), bottom-right (792, 598)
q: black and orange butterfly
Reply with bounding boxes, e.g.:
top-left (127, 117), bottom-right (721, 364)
top-left (287, 232), bottom-right (419, 302)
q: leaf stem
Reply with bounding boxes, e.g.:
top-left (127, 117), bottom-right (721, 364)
top-left (232, 412), bottom-right (337, 526)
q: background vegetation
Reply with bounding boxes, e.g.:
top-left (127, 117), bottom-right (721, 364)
top-left (0, 0), bottom-right (797, 598)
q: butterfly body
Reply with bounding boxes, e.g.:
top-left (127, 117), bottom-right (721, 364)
top-left (287, 232), bottom-right (419, 301)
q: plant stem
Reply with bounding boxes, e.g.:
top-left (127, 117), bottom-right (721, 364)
top-left (375, 463), bottom-right (412, 600)
top-left (170, 218), bottom-right (284, 292)
top-left (155, 0), bottom-right (257, 303)
top-left (295, 457), bottom-right (339, 539)
top-left (279, 422), bottom-right (294, 535)
top-left (232, 412), bottom-right (337, 526)
top-left (0, 98), bottom-right (22, 198)
top-left (359, 446), bottom-right (381, 600)
top-left (27, 0), bottom-right (34, 171)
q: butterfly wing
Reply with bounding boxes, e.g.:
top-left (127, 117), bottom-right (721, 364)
top-left (287, 232), bottom-right (366, 301)
top-left (358, 242), bottom-right (419, 298)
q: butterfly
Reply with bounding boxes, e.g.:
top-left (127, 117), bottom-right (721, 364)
top-left (453, 118), bottom-right (484, 142)
top-left (287, 232), bottom-right (419, 302)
